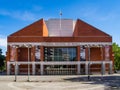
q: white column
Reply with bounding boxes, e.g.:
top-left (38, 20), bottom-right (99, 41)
top-left (15, 63), bottom-right (18, 74)
top-left (17, 64), bottom-right (19, 74)
top-left (85, 62), bottom-right (88, 75)
top-left (109, 61), bottom-right (112, 74)
top-left (101, 46), bottom-right (103, 60)
top-left (32, 62), bottom-right (35, 75)
top-left (14, 62), bottom-right (18, 82)
top-left (40, 62), bottom-right (44, 75)
top-left (7, 62), bottom-right (10, 75)
top-left (77, 63), bottom-right (80, 74)
top-left (101, 61), bottom-right (105, 75)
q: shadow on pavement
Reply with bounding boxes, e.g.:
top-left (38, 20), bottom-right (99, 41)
top-left (0, 71), bottom-right (6, 75)
top-left (64, 75), bottom-right (120, 90)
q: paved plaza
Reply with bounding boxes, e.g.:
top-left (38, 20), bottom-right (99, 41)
top-left (0, 74), bottom-right (120, 90)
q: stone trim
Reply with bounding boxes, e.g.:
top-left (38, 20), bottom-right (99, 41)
top-left (8, 42), bottom-right (112, 46)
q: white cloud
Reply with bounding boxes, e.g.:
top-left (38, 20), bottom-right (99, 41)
top-left (32, 5), bottom-right (42, 11)
top-left (81, 8), bottom-right (98, 18)
top-left (0, 9), bottom-right (10, 16)
top-left (0, 25), bottom-right (3, 29)
top-left (80, 7), bottom-right (118, 22)
top-left (0, 9), bottom-right (37, 21)
top-left (12, 11), bottom-right (36, 21)
top-left (97, 13), bottom-right (118, 21)
top-left (0, 35), bottom-right (7, 47)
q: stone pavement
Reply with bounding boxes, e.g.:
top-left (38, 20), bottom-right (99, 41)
top-left (0, 74), bottom-right (120, 90)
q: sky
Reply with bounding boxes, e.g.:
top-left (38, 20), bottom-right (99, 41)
top-left (0, 0), bottom-right (120, 55)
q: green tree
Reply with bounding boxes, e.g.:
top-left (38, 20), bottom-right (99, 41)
top-left (0, 48), bottom-right (5, 72)
top-left (112, 43), bottom-right (120, 70)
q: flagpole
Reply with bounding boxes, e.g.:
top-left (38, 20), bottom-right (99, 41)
top-left (60, 10), bottom-right (62, 36)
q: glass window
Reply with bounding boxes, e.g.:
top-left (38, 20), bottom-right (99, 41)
top-left (44, 47), bottom-right (77, 61)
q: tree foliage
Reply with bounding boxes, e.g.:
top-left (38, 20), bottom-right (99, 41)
top-left (112, 43), bottom-right (120, 70)
top-left (0, 48), bottom-right (5, 71)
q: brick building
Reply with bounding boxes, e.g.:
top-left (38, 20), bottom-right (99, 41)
top-left (6, 18), bottom-right (114, 75)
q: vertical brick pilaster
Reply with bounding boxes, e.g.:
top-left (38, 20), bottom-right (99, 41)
top-left (101, 46), bottom-right (105, 60)
top-left (6, 46), bottom-right (8, 62)
top-left (109, 45), bottom-right (114, 71)
top-left (40, 46), bottom-right (44, 61)
top-left (7, 45), bottom-right (11, 61)
top-left (77, 46), bottom-right (80, 61)
top-left (109, 45), bottom-right (112, 61)
top-left (31, 46), bottom-right (35, 61)
top-left (6, 45), bottom-right (10, 74)
top-left (15, 48), bottom-right (18, 61)
top-left (102, 47), bottom-right (104, 60)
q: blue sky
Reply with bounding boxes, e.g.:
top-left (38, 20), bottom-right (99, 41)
top-left (0, 0), bottom-right (120, 55)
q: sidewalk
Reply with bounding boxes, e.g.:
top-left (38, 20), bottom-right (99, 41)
top-left (0, 74), bottom-right (120, 90)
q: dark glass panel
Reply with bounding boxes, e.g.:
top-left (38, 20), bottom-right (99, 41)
top-left (44, 47), bottom-right (77, 61)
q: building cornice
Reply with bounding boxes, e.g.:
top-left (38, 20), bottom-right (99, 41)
top-left (8, 42), bottom-right (112, 47)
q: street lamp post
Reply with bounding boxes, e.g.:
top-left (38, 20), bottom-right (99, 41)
top-left (14, 45), bottom-right (18, 82)
top-left (101, 46), bottom-right (104, 80)
top-left (14, 59), bottom-right (17, 82)
top-left (88, 46), bottom-right (90, 80)
top-left (27, 45), bottom-right (31, 82)
top-left (101, 61), bottom-right (104, 80)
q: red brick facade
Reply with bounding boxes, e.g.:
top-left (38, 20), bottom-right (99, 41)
top-left (6, 18), bottom-right (113, 75)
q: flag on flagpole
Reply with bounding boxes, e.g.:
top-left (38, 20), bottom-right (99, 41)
top-left (60, 10), bottom-right (62, 16)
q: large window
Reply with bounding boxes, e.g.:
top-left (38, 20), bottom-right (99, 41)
top-left (44, 47), bottom-right (77, 61)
